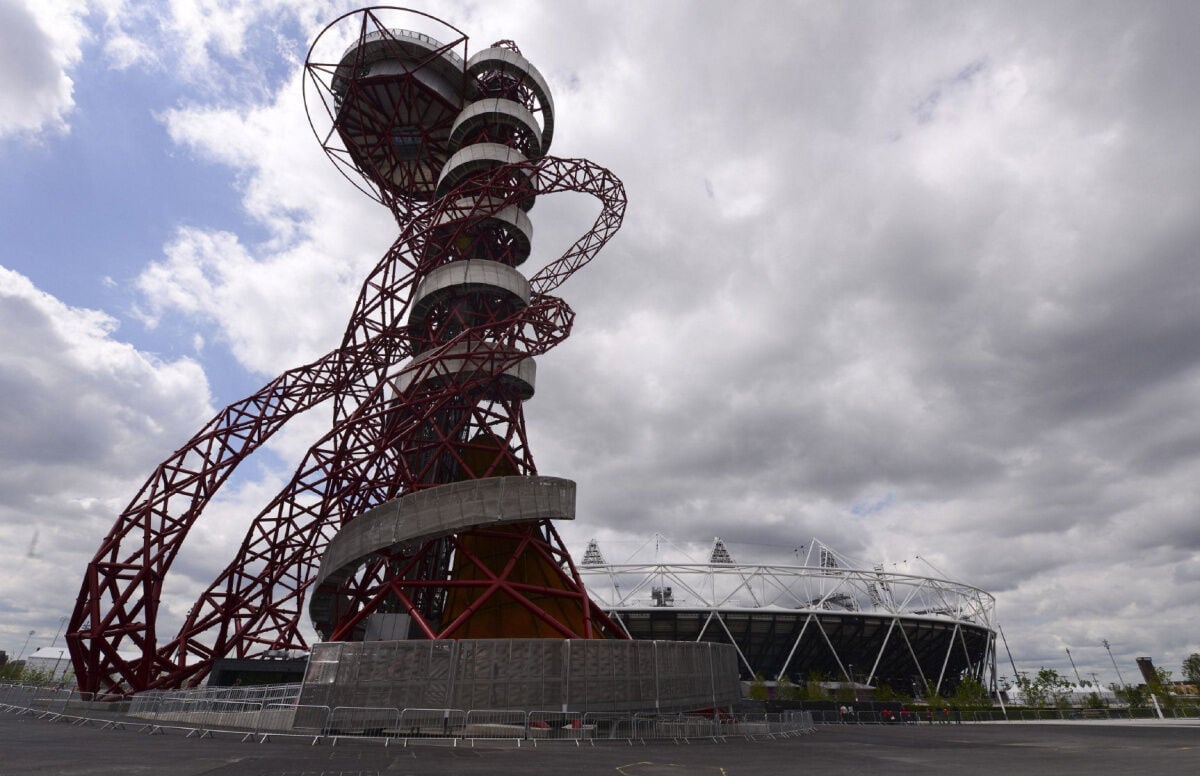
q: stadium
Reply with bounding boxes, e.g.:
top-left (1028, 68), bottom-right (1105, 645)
top-left (578, 538), bottom-right (999, 698)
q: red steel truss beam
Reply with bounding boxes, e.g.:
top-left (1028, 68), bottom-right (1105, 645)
top-left (68, 11), bottom-right (626, 698)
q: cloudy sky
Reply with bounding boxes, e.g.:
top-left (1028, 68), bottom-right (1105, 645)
top-left (2, 0), bottom-right (1198, 687)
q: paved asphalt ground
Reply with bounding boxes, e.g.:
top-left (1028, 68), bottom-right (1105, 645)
top-left (1, 714), bottom-right (1198, 775)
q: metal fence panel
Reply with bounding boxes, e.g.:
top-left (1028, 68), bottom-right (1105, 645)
top-left (464, 709), bottom-right (527, 739)
top-left (583, 712), bottom-right (637, 739)
top-left (1, 684), bottom-right (36, 707)
top-left (528, 710), bottom-right (586, 739)
top-left (398, 707), bottom-right (466, 738)
top-left (328, 705), bottom-right (400, 736)
top-left (640, 713), bottom-right (717, 739)
top-left (204, 700), bottom-right (262, 729)
top-left (292, 704), bottom-right (332, 733)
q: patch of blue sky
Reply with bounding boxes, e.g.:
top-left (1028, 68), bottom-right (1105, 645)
top-left (0, 22), bottom-right (318, 410)
top-left (0, 57), bottom-right (263, 313)
top-left (850, 492), bottom-right (895, 516)
top-left (195, 13), bottom-right (310, 104)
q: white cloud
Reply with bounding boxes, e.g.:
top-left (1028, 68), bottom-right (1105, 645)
top-left (0, 265), bottom-right (214, 650)
top-left (0, 0), bottom-right (86, 138)
top-left (140, 67), bottom-right (397, 375)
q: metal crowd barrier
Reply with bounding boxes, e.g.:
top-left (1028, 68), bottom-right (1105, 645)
top-left (464, 709), bottom-right (530, 739)
top-left (327, 706), bottom-right (400, 736)
top-left (3, 682), bottom-right (818, 742)
top-left (15, 681), bottom-right (1200, 738)
top-left (528, 710), bottom-right (586, 739)
top-left (115, 685), bottom-right (817, 741)
top-left (0, 684), bottom-right (102, 717)
top-left (801, 704), bottom-right (1200, 724)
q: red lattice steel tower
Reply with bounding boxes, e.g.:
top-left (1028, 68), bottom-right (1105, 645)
top-left (67, 6), bottom-right (626, 698)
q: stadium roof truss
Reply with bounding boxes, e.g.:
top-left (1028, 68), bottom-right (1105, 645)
top-left (580, 547), bottom-right (998, 697)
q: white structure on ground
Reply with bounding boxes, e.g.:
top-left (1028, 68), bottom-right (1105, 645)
top-left (24, 647), bottom-right (73, 681)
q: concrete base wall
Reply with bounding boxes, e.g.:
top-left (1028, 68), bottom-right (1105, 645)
top-left (299, 639), bottom-right (741, 713)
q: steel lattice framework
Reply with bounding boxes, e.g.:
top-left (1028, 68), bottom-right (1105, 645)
top-left (580, 539), bottom-right (999, 697)
top-left (67, 7), bottom-right (625, 698)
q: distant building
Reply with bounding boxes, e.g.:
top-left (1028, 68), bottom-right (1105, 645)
top-left (25, 647), bottom-right (72, 681)
top-left (1136, 656), bottom-right (1159, 685)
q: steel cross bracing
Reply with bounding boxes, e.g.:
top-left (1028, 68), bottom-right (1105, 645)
top-left (583, 563), bottom-right (996, 627)
top-left (68, 9), bottom-right (626, 698)
top-left (580, 561), bottom-right (999, 696)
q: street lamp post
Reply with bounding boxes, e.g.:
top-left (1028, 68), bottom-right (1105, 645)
top-left (1065, 647), bottom-right (1083, 686)
top-left (50, 615), bottom-right (68, 683)
top-left (16, 630), bottom-right (35, 662)
top-left (1103, 639), bottom-right (1127, 687)
top-left (50, 616), bottom-right (66, 647)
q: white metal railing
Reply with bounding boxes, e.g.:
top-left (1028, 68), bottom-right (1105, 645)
top-left (0, 683), bottom-right (99, 714)
top-left (128, 683), bottom-right (301, 716)
top-left (339, 27), bottom-right (466, 68)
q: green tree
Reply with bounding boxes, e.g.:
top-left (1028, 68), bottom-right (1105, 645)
top-left (805, 671), bottom-right (825, 701)
top-left (1015, 673), bottom-right (1038, 707)
top-left (1147, 666), bottom-right (1176, 711)
top-left (1112, 683), bottom-right (1147, 709)
top-left (873, 683), bottom-right (896, 702)
top-left (1183, 653), bottom-right (1200, 685)
top-left (776, 674), bottom-right (798, 701)
top-left (748, 673), bottom-right (769, 701)
top-left (0, 662), bottom-right (50, 685)
top-left (952, 677), bottom-right (989, 708)
top-left (1016, 668), bottom-right (1070, 708)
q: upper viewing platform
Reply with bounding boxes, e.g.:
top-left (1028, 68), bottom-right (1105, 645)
top-left (305, 11), bottom-right (556, 211)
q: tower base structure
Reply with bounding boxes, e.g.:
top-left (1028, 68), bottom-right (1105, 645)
top-left (298, 639), bottom-right (741, 716)
top-left (310, 477), bottom-right (626, 642)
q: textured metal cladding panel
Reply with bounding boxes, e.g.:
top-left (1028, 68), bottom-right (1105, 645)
top-left (422, 642), bottom-right (453, 708)
top-left (451, 641), bottom-right (476, 708)
top-left (566, 640), bottom-right (589, 708)
top-left (540, 640), bottom-right (565, 707)
top-left (658, 641), bottom-right (708, 710)
top-left (718, 644), bottom-right (741, 697)
top-left (469, 640), bottom-right (497, 709)
top-left (536, 641), bottom-right (561, 707)
top-left (508, 641), bottom-right (538, 708)
top-left (634, 640), bottom-right (655, 700)
top-left (297, 639), bottom-right (739, 716)
top-left (331, 644), bottom-right (359, 706)
top-left (488, 641), bottom-right (508, 709)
